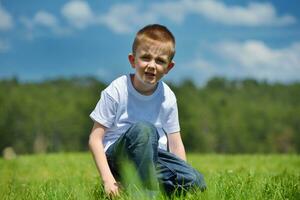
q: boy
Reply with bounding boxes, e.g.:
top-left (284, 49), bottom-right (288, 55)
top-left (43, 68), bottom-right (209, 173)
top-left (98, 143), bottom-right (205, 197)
top-left (89, 24), bottom-right (206, 197)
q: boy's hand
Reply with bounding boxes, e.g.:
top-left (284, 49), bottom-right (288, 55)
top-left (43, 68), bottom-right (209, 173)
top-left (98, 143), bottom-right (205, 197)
top-left (104, 180), bottom-right (120, 197)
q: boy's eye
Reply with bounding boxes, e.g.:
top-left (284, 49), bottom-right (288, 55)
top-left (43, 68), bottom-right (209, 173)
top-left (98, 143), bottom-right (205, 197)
top-left (140, 55), bottom-right (151, 61)
top-left (156, 59), bottom-right (167, 65)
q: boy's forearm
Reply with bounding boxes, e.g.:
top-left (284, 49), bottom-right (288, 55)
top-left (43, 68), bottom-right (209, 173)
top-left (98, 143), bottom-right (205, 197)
top-left (168, 132), bottom-right (187, 161)
top-left (89, 137), bottom-right (116, 183)
top-left (171, 143), bottom-right (187, 161)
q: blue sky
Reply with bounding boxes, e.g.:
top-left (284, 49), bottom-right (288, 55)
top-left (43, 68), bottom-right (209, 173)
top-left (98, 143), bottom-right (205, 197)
top-left (0, 0), bottom-right (300, 86)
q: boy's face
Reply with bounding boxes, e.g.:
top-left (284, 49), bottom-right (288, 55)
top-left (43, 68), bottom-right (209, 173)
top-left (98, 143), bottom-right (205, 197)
top-left (129, 40), bottom-right (174, 87)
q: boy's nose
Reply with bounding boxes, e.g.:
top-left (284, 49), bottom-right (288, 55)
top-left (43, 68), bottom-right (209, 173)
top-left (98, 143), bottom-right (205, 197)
top-left (147, 60), bottom-right (156, 68)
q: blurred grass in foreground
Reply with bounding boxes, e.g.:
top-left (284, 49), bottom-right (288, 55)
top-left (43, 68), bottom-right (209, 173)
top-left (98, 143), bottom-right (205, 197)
top-left (0, 153), bottom-right (299, 199)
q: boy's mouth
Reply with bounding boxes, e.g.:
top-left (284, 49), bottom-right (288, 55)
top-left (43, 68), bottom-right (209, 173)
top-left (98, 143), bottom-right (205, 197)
top-left (145, 72), bottom-right (155, 77)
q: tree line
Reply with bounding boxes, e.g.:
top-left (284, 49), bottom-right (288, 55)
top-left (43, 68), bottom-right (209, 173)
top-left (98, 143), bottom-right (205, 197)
top-left (0, 77), bottom-right (299, 155)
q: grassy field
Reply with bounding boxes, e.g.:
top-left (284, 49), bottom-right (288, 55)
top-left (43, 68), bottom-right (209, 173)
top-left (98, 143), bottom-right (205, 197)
top-left (0, 153), bottom-right (299, 200)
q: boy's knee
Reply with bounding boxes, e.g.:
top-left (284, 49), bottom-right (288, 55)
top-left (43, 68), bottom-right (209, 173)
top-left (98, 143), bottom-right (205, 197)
top-left (178, 169), bottom-right (206, 192)
top-left (187, 170), bottom-right (206, 191)
top-left (126, 122), bottom-right (158, 142)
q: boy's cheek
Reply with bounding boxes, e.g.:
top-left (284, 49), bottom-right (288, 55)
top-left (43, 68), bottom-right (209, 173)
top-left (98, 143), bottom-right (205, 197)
top-left (136, 60), bottom-right (143, 65)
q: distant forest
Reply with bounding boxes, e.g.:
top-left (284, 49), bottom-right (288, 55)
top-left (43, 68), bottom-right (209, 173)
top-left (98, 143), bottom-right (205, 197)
top-left (1, 77), bottom-right (299, 154)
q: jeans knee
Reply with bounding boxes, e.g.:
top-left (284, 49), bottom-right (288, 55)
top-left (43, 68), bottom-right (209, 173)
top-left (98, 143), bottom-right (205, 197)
top-left (188, 170), bottom-right (207, 191)
top-left (126, 122), bottom-right (158, 144)
top-left (179, 169), bottom-right (206, 191)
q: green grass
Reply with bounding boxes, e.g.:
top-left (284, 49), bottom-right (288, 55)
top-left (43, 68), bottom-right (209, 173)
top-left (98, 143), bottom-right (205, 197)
top-left (0, 153), bottom-right (299, 199)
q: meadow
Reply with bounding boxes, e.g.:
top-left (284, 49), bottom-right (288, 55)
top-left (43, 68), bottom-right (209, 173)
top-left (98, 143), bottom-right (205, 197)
top-left (0, 153), bottom-right (299, 200)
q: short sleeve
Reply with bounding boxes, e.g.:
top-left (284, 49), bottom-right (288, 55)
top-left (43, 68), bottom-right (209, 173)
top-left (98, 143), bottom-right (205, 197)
top-left (163, 101), bottom-right (180, 134)
top-left (90, 91), bottom-right (118, 128)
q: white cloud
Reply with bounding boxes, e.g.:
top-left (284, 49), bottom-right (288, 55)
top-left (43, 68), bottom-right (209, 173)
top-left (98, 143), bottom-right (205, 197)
top-left (20, 11), bottom-right (71, 39)
top-left (0, 3), bottom-right (13, 31)
top-left (34, 11), bottom-right (58, 28)
top-left (34, 0), bottom-right (295, 35)
top-left (61, 0), bottom-right (95, 29)
top-left (11, 0), bottom-right (297, 37)
top-left (151, 0), bottom-right (296, 27)
top-left (216, 40), bottom-right (300, 77)
top-left (97, 0), bottom-right (296, 34)
top-left (189, 1), bottom-right (296, 26)
top-left (0, 39), bottom-right (10, 53)
top-left (150, 2), bottom-right (187, 24)
top-left (188, 40), bottom-right (300, 83)
top-left (98, 4), bottom-right (157, 34)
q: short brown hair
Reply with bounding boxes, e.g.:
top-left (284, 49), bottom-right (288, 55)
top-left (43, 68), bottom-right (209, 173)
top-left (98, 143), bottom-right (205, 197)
top-left (132, 24), bottom-right (176, 61)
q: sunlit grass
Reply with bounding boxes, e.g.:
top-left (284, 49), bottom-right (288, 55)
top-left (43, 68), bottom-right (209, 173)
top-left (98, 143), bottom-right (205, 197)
top-left (0, 153), bottom-right (299, 199)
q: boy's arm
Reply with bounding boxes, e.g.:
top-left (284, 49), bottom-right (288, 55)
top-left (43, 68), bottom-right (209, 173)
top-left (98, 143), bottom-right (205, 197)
top-left (167, 132), bottom-right (187, 161)
top-left (88, 122), bottom-right (119, 196)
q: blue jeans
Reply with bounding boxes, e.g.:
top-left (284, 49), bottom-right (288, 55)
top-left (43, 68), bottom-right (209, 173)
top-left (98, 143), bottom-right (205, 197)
top-left (106, 122), bottom-right (206, 195)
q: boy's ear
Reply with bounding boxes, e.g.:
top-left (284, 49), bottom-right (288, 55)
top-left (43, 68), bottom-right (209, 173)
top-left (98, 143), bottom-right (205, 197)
top-left (165, 61), bottom-right (175, 74)
top-left (128, 54), bottom-right (135, 68)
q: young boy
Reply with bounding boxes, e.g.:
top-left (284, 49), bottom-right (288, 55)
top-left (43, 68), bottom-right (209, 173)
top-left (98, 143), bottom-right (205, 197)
top-left (89, 24), bottom-right (206, 197)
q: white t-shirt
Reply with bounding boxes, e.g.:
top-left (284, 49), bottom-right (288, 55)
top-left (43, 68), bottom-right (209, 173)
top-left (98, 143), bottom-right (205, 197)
top-left (90, 74), bottom-right (180, 152)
